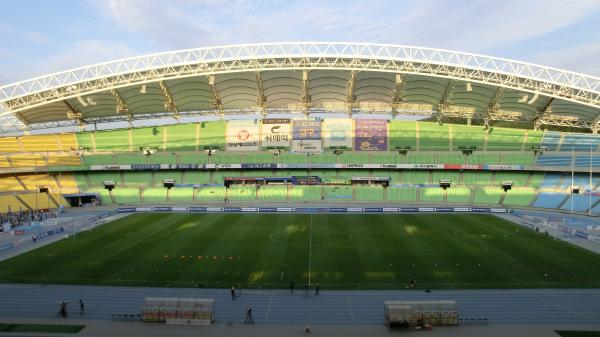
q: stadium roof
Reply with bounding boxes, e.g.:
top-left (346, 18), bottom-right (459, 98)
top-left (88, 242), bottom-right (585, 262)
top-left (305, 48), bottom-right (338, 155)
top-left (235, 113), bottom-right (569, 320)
top-left (1, 42), bottom-right (600, 133)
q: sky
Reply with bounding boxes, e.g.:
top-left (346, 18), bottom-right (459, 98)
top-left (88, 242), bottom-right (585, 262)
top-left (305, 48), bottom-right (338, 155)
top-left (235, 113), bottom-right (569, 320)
top-left (1, 0), bottom-right (600, 85)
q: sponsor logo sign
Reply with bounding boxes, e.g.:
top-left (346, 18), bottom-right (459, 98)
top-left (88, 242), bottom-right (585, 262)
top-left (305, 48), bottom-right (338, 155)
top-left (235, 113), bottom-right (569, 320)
top-left (261, 118), bottom-right (291, 148)
top-left (354, 119), bottom-right (387, 151)
top-left (323, 119), bottom-right (353, 148)
top-left (226, 120), bottom-right (260, 151)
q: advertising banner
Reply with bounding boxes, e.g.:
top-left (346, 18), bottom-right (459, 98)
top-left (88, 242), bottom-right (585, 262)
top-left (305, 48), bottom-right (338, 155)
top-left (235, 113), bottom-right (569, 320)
top-left (323, 118), bottom-right (353, 148)
top-left (354, 119), bottom-right (388, 151)
top-left (226, 120), bottom-right (260, 151)
top-left (292, 120), bottom-right (322, 153)
top-left (261, 118), bottom-right (291, 148)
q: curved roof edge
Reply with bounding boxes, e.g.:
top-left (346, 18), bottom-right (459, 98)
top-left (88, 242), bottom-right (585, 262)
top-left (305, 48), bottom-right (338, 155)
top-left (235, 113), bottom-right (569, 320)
top-left (0, 42), bottom-right (599, 133)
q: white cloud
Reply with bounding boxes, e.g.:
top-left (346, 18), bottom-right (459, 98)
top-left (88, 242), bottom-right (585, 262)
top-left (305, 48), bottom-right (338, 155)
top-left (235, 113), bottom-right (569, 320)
top-left (11, 40), bottom-right (138, 81)
top-left (89, 0), bottom-right (600, 54)
top-left (530, 42), bottom-right (600, 76)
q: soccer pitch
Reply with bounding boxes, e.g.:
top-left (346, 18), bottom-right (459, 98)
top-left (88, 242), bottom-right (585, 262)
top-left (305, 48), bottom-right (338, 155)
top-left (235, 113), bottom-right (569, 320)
top-left (0, 213), bottom-right (599, 289)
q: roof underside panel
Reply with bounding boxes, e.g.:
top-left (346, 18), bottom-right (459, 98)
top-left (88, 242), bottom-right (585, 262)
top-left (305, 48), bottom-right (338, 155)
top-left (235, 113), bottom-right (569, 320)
top-left (167, 77), bottom-right (213, 111)
top-left (19, 101), bottom-right (70, 123)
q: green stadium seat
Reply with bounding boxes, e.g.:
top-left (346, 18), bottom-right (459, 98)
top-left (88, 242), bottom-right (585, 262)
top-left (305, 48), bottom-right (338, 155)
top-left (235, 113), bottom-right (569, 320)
top-left (503, 188), bottom-right (538, 206)
top-left (196, 186), bottom-right (225, 201)
top-left (435, 153), bottom-right (464, 164)
top-left (389, 120), bottom-right (417, 150)
top-left (323, 185), bottom-right (352, 201)
top-left (355, 186), bottom-right (384, 201)
top-left (418, 122), bottom-right (450, 151)
top-left (112, 188), bottom-right (141, 204)
top-left (165, 124), bottom-right (198, 151)
top-left (289, 185), bottom-right (321, 201)
top-left (485, 127), bottom-right (526, 150)
top-left (446, 186), bottom-right (471, 204)
top-left (402, 171), bottom-right (430, 184)
top-left (419, 187), bottom-right (445, 203)
top-left (452, 124), bottom-right (485, 150)
top-left (142, 188), bottom-right (167, 203)
top-left (473, 187), bottom-right (502, 205)
top-left (388, 187), bottom-right (417, 202)
top-left (227, 186), bottom-right (256, 201)
top-left (182, 171), bottom-right (211, 184)
top-left (168, 187), bottom-right (194, 202)
top-left (258, 185), bottom-right (288, 201)
top-left (462, 172), bottom-right (493, 185)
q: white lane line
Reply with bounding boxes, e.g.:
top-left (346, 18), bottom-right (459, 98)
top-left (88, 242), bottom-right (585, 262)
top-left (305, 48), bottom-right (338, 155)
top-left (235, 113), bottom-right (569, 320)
top-left (308, 214), bottom-right (312, 285)
top-left (264, 292), bottom-right (274, 320)
top-left (346, 294), bottom-right (355, 321)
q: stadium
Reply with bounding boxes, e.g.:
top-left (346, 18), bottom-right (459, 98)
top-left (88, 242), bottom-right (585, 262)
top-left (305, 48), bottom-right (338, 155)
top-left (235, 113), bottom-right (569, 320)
top-left (1, 42), bottom-right (600, 336)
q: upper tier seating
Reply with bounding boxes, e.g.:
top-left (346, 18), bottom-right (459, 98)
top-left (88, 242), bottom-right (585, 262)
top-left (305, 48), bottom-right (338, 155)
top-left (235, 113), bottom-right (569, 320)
top-left (502, 188), bottom-right (537, 206)
top-left (532, 192), bottom-right (567, 209)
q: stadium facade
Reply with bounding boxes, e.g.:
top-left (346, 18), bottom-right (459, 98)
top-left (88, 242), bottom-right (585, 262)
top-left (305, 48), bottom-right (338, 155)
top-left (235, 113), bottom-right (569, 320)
top-left (0, 42), bottom-right (599, 219)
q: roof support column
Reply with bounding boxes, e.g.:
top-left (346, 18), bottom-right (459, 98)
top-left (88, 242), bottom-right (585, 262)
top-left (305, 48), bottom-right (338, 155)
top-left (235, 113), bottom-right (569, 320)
top-left (158, 81), bottom-right (179, 120)
top-left (437, 79), bottom-right (453, 123)
top-left (532, 97), bottom-right (553, 130)
top-left (301, 70), bottom-right (311, 115)
top-left (255, 72), bottom-right (267, 116)
top-left (207, 75), bottom-right (223, 117)
top-left (110, 89), bottom-right (131, 121)
top-left (391, 74), bottom-right (404, 118)
top-left (483, 87), bottom-right (505, 129)
top-left (346, 71), bottom-right (357, 116)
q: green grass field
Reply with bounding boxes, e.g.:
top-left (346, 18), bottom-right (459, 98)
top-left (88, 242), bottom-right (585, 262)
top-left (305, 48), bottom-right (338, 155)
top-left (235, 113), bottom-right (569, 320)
top-left (0, 213), bottom-right (599, 289)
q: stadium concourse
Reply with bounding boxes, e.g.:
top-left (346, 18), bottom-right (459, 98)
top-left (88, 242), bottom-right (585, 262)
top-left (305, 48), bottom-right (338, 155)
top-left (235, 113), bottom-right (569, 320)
top-left (1, 43), bottom-right (600, 336)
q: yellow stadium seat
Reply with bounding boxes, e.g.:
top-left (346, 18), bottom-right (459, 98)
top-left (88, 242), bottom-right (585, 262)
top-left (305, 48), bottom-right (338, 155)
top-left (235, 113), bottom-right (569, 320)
top-left (19, 135), bottom-right (61, 152)
top-left (57, 134), bottom-right (78, 151)
top-left (46, 154), bottom-right (82, 166)
top-left (0, 175), bottom-right (25, 192)
top-left (17, 193), bottom-right (53, 210)
top-left (8, 154), bottom-right (45, 167)
top-left (0, 156), bottom-right (11, 168)
top-left (54, 174), bottom-right (79, 193)
top-left (0, 195), bottom-right (27, 213)
top-left (18, 174), bottom-right (61, 192)
top-left (0, 137), bottom-right (21, 153)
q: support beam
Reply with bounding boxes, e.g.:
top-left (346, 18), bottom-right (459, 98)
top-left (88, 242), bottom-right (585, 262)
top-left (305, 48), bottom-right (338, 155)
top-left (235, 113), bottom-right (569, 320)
top-left (346, 71), bottom-right (357, 115)
top-left (391, 73), bottom-right (405, 117)
top-left (110, 89), bottom-right (131, 120)
top-left (591, 114), bottom-right (600, 134)
top-left (532, 97), bottom-right (554, 130)
top-left (158, 81), bottom-right (178, 119)
top-left (63, 100), bottom-right (86, 128)
top-left (255, 72), bottom-right (267, 116)
top-left (483, 87), bottom-right (505, 128)
top-left (436, 79), bottom-right (453, 123)
top-left (207, 75), bottom-right (223, 117)
top-left (301, 70), bottom-right (311, 115)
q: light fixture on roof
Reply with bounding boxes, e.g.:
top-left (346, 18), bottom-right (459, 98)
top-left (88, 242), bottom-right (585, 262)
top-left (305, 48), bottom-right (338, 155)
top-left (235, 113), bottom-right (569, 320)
top-left (140, 84), bottom-right (146, 94)
top-left (527, 93), bottom-right (539, 105)
top-left (518, 94), bottom-right (528, 103)
top-left (465, 82), bottom-right (472, 92)
top-left (76, 96), bottom-right (88, 107)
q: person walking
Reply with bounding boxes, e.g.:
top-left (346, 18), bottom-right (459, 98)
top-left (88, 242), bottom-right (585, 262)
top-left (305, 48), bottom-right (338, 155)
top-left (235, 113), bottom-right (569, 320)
top-left (79, 299), bottom-right (85, 314)
top-left (315, 282), bottom-right (320, 296)
top-left (290, 280), bottom-right (295, 294)
top-left (244, 308), bottom-right (254, 324)
top-left (304, 283), bottom-right (309, 297)
top-left (59, 301), bottom-right (67, 317)
top-left (230, 286), bottom-right (236, 300)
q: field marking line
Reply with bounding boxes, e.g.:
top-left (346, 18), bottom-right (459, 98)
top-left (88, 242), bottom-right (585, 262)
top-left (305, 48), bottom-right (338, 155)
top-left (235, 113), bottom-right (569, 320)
top-left (346, 294), bottom-right (355, 321)
top-left (264, 292), bottom-right (274, 320)
top-left (309, 215), bottom-right (313, 280)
